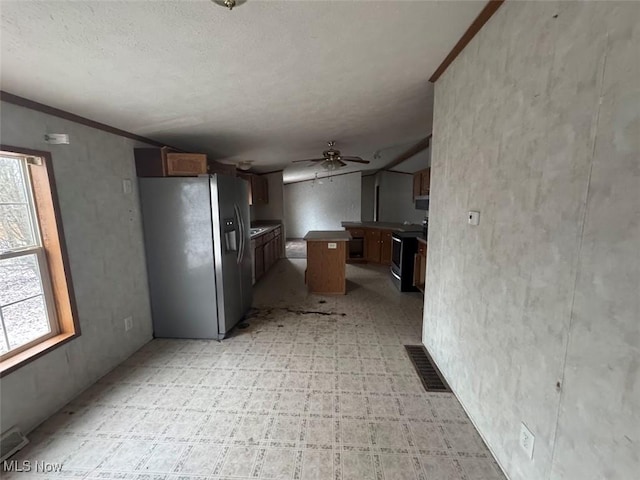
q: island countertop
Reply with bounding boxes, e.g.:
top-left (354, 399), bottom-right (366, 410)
top-left (341, 221), bottom-right (422, 232)
top-left (303, 230), bottom-right (352, 242)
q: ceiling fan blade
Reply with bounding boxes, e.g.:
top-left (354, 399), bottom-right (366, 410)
top-left (338, 160), bottom-right (347, 167)
top-left (341, 156), bottom-right (370, 164)
top-left (292, 158), bottom-right (326, 163)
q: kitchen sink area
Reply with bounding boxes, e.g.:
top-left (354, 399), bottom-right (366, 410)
top-left (249, 227), bottom-right (268, 236)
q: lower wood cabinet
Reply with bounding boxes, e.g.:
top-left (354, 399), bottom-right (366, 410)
top-left (380, 230), bottom-right (393, 265)
top-left (413, 240), bottom-right (427, 292)
top-left (252, 226), bottom-right (282, 284)
top-left (363, 228), bottom-right (393, 265)
top-left (255, 244), bottom-right (265, 280)
top-left (365, 229), bottom-right (381, 262)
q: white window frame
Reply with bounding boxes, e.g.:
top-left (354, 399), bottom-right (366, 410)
top-left (0, 154), bottom-right (59, 361)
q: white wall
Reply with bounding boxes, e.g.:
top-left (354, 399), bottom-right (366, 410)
top-left (284, 172), bottom-right (361, 238)
top-left (376, 171), bottom-right (425, 224)
top-left (361, 174), bottom-right (375, 221)
top-left (424, 2), bottom-right (639, 480)
top-left (0, 102), bottom-right (153, 434)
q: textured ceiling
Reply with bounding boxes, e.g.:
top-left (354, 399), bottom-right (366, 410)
top-left (0, 0), bottom-right (484, 182)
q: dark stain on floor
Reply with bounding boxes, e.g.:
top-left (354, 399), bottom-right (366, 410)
top-left (246, 306), bottom-right (347, 320)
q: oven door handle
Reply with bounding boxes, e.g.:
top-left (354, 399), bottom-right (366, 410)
top-left (392, 237), bottom-right (401, 243)
top-left (391, 268), bottom-right (401, 281)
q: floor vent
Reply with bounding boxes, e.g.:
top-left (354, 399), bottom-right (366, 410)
top-left (404, 345), bottom-right (451, 392)
top-left (1, 426), bottom-right (28, 462)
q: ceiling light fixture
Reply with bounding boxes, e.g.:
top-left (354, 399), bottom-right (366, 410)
top-left (237, 161), bottom-right (253, 171)
top-left (322, 160), bottom-right (341, 171)
top-left (213, 0), bottom-right (246, 10)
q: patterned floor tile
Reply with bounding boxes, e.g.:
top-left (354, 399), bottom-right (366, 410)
top-left (4, 260), bottom-right (504, 480)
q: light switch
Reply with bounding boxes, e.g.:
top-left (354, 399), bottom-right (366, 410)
top-left (468, 211), bottom-right (480, 226)
top-left (328, 242), bottom-right (337, 249)
top-left (122, 179), bottom-right (132, 194)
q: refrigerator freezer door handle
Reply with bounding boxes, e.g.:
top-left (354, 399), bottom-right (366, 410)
top-left (239, 206), bottom-right (245, 264)
top-left (234, 203), bottom-right (242, 264)
top-left (235, 203), bottom-right (246, 264)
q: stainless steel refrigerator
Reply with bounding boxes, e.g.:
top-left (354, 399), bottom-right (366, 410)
top-left (138, 174), bottom-right (252, 340)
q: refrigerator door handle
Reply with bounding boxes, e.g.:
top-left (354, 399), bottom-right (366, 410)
top-left (235, 203), bottom-right (246, 264)
top-left (233, 203), bottom-right (243, 264)
top-left (239, 206), bottom-right (245, 264)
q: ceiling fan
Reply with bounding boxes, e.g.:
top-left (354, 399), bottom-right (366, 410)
top-left (292, 141), bottom-right (370, 170)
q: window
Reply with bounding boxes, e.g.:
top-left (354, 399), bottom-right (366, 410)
top-left (0, 147), bottom-right (79, 375)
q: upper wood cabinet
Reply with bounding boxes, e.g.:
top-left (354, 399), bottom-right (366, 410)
top-left (251, 175), bottom-right (269, 205)
top-left (134, 147), bottom-right (236, 177)
top-left (413, 167), bottom-right (431, 199)
top-left (238, 173), bottom-right (269, 205)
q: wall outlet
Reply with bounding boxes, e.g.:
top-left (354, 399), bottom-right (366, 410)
top-left (520, 422), bottom-right (535, 460)
top-left (328, 242), bottom-right (337, 249)
top-left (468, 211), bottom-right (480, 226)
top-left (124, 316), bottom-right (133, 332)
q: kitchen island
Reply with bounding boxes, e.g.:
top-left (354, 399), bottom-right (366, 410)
top-left (303, 230), bottom-right (352, 295)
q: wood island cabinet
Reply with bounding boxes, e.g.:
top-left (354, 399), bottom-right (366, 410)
top-left (304, 231), bottom-right (351, 295)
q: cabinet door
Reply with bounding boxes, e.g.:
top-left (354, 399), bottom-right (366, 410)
top-left (250, 176), bottom-right (261, 205)
top-left (413, 173), bottom-right (422, 200)
top-left (265, 239), bottom-right (275, 270)
top-left (260, 176), bottom-right (269, 204)
top-left (251, 239), bottom-right (256, 285)
top-left (420, 168), bottom-right (431, 195)
top-left (365, 229), bottom-right (381, 263)
top-left (380, 230), bottom-right (393, 265)
top-left (413, 244), bottom-right (427, 290)
top-left (255, 244), bottom-right (265, 279)
top-left (413, 253), bottom-right (422, 287)
top-left (239, 174), bottom-right (253, 205)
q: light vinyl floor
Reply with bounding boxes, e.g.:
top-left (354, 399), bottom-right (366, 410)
top-left (3, 260), bottom-right (504, 480)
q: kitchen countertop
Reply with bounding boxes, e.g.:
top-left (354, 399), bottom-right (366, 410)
top-left (341, 221), bottom-right (423, 232)
top-left (303, 230), bottom-right (352, 242)
top-left (250, 224), bottom-right (280, 239)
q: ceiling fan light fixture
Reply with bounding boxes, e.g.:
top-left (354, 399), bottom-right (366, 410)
top-left (322, 160), bottom-right (342, 171)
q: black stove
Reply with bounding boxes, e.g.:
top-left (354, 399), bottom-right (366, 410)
top-left (390, 231), bottom-right (421, 292)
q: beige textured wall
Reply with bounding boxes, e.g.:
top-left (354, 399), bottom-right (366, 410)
top-left (376, 171), bottom-right (426, 224)
top-left (284, 172), bottom-right (361, 238)
top-left (0, 102), bottom-right (154, 434)
top-left (423, 2), bottom-right (639, 480)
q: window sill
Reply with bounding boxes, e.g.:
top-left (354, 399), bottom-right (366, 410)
top-left (0, 332), bottom-right (78, 377)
